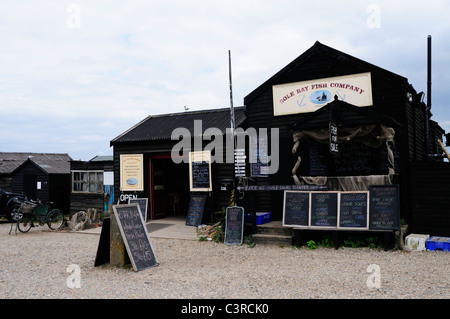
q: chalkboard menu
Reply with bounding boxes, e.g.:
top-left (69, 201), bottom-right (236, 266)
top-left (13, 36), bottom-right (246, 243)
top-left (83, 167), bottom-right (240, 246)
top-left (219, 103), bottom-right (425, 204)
top-left (112, 204), bottom-right (158, 271)
top-left (186, 193), bottom-right (207, 226)
top-left (310, 192), bottom-right (338, 227)
top-left (333, 142), bottom-right (379, 176)
top-left (224, 206), bottom-right (244, 245)
top-left (190, 151), bottom-right (212, 191)
top-left (129, 198), bottom-right (148, 221)
top-left (250, 135), bottom-right (268, 177)
top-left (283, 191), bottom-right (310, 227)
top-left (369, 185), bottom-right (400, 230)
top-left (309, 145), bottom-right (328, 176)
top-left (339, 192), bottom-right (369, 229)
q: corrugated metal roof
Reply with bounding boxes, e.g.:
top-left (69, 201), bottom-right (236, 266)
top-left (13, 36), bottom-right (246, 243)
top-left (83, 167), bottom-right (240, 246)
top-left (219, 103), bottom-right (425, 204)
top-left (0, 152), bottom-right (72, 174)
top-left (111, 107), bottom-right (247, 144)
top-left (89, 155), bottom-right (113, 162)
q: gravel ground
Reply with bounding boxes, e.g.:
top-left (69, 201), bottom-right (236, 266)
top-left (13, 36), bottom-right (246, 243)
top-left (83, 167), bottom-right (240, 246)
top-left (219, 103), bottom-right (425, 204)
top-left (0, 222), bottom-right (448, 300)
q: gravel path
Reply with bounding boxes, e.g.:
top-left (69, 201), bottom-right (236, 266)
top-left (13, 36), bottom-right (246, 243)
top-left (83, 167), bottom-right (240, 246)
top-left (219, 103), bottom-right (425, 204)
top-left (0, 223), bottom-right (448, 299)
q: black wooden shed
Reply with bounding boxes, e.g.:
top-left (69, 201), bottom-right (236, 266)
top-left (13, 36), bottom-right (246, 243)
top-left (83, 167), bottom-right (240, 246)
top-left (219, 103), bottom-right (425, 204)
top-left (243, 41), bottom-right (448, 236)
top-left (1, 153), bottom-right (72, 215)
top-left (110, 107), bottom-right (247, 221)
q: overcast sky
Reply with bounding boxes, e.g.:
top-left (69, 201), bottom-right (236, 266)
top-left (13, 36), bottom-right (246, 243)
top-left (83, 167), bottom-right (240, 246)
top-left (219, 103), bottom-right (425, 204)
top-left (1, 0), bottom-right (449, 160)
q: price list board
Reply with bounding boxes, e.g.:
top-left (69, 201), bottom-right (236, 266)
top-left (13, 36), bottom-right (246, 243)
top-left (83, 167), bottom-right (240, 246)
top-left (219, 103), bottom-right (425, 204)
top-left (369, 185), bottom-right (400, 230)
top-left (283, 191), bottom-right (309, 227)
top-left (224, 206), bottom-right (245, 245)
top-left (310, 192), bottom-right (338, 228)
top-left (338, 192), bottom-right (369, 229)
top-left (283, 187), bottom-right (396, 231)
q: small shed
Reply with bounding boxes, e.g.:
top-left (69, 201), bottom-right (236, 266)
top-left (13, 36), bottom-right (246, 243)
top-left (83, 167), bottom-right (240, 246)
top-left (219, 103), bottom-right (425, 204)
top-left (2, 153), bottom-right (72, 214)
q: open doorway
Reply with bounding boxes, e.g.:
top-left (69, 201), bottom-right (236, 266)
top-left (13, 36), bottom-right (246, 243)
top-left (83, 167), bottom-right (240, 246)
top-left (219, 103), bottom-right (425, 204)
top-left (149, 156), bottom-right (189, 220)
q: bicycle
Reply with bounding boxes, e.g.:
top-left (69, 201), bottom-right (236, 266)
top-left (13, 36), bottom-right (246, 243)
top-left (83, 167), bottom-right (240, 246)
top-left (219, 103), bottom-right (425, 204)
top-left (10, 198), bottom-right (65, 233)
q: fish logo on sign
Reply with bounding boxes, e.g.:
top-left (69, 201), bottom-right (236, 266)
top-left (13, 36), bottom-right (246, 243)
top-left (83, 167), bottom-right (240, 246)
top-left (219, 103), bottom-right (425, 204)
top-left (310, 90), bottom-right (332, 104)
top-left (126, 178), bottom-right (138, 186)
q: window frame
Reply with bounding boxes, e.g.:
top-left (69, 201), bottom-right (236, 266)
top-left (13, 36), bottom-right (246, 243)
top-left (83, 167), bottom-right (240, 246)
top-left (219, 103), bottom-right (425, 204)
top-left (71, 170), bottom-right (104, 194)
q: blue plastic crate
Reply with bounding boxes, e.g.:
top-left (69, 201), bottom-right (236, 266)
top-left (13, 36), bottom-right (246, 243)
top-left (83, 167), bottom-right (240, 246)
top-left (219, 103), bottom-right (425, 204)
top-left (426, 236), bottom-right (450, 252)
top-left (245, 212), bottom-right (272, 225)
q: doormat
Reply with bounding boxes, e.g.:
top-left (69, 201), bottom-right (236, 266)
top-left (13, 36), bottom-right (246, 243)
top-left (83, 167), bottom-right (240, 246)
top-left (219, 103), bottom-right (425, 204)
top-left (146, 223), bottom-right (174, 233)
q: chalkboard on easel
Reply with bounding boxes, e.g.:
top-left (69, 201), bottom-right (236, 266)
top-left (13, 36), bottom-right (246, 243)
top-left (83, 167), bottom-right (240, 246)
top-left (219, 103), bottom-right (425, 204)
top-left (339, 192), bottom-right (369, 229)
top-left (113, 204), bottom-right (158, 271)
top-left (94, 217), bottom-right (110, 267)
top-left (186, 193), bottom-right (207, 226)
top-left (310, 192), bottom-right (338, 227)
top-left (283, 191), bottom-right (310, 227)
top-left (224, 206), bottom-right (245, 245)
top-left (369, 185), bottom-right (400, 230)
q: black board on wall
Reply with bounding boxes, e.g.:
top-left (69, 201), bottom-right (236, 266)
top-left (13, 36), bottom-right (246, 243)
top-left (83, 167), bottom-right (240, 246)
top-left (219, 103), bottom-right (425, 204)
top-left (189, 151), bottom-right (212, 191)
top-left (224, 206), bottom-right (245, 245)
top-left (369, 185), bottom-right (400, 230)
top-left (186, 193), bottom-right (207, 226)
top-left (339, 192), bottom-right (369, 229)
top-left (283, 191), bottom-right (310, 227)
top-left (191, 161), bottom-right (210, 189)
top-left (112, 204), bottom-right (158, 271)
top-left (310, 192), bottom-right (338, 227)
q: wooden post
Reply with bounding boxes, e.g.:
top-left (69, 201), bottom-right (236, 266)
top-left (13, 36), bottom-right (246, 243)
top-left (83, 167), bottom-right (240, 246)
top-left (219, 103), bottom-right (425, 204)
top-left (109, 212), bottom-right (130, 267)
top-left (437, 139), bottom-right (450, 161)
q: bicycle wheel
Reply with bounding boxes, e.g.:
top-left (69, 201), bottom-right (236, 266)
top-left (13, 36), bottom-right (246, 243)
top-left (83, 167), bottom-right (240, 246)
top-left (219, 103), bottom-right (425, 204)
top-left (18, 216), bottom-right (32, 233)
top-left (47, 209), bottom-right (65, 230)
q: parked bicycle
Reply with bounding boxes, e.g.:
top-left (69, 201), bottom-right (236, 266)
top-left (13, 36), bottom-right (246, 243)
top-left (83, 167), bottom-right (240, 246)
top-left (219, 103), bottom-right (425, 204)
top-left (10, 198), bottom-right (65, 233)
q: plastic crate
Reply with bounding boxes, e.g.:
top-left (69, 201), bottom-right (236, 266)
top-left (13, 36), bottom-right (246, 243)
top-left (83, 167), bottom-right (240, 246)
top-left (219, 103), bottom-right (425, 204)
top-left (426, 236), bottom-right (450, 252)
top-left (246, 212), bottom-right (272, 225)
top-left (405, 234), bottom-right (429, 251)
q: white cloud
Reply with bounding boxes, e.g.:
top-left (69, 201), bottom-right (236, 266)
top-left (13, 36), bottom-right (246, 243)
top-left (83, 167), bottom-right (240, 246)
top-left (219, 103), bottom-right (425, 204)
top-left (0, 0), bottom-right (449, 160)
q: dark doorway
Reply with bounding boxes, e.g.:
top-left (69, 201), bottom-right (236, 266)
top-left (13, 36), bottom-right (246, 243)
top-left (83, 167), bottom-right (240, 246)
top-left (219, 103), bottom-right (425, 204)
top-left (150, 156), bottom-right (189, 220)
top-left (23, 174), bottom-right (37, 200)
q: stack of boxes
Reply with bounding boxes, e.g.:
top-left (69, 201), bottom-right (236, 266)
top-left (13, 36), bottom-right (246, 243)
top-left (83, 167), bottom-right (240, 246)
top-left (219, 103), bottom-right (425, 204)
top-left (405, 234), bottom-right (450, 252)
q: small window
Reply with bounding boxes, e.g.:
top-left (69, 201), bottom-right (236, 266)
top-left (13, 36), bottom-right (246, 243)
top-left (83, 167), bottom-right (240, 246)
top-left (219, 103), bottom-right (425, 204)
top-left (72, 171), bottom-right (104, 193)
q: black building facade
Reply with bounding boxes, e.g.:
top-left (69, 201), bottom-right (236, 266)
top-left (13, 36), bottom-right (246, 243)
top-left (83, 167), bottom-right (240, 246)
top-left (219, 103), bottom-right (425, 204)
top-left (111, 41), bottom-right (449, 236)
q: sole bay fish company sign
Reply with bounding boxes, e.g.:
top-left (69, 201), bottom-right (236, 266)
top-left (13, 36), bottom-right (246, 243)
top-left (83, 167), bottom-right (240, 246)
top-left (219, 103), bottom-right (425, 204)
top-left (272, 72), bottom-right (373, 116)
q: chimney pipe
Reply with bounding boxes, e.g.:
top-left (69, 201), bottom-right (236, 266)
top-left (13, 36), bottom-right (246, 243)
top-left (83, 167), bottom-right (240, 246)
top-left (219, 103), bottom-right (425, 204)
top-left (425, 35), bottom-right (431, 157)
